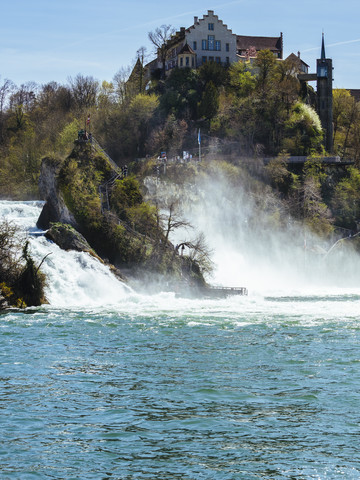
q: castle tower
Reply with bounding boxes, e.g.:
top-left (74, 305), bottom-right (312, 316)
top-left (316, 34), bottom-right (333, 152)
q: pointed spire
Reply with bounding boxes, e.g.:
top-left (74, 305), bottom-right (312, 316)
top-left (321, 32), bottom-right (326, 60)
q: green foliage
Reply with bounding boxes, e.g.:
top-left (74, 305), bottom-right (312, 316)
top-left (56, 119), bottom-right (80, 155)
top-left (332, 89), bottom-right (360, 161)
top-left (1, 55), bottom-right (360, 254)
top-left (13, 241), bottom-right (46, 306)
top-left (0, 223), bottom-right (46, 308)
top-left (111, 176), bottom-right (143, 220)
top-left (229, 62), bottom-right (256, 97)
top-left (110, 177), bottom-right (157, 239)
top-left (126, 202), bottom-right (158, 237)
top-left (332, 167), bottom-right (360, 229)
top-left (146, 114), bottom-right (188, 155)
top-left (99, 93), bottom-right (159, 159)
top-left (129, 93), bottom-right (159, 124)
top-left (198, 62), bottom-right (229, 88)
top-left (284, 103), bottom-right (323, 155)
top-left (266, 156), bottom-right (297, 195)
top-left (159, 68), bottom-right (200, 120)
top-left (254, 50), bottom-right (278, 90)
top-left (198, 81), bottom-right (219, 121)
top-left (59, 148), bottom-right (105, 229)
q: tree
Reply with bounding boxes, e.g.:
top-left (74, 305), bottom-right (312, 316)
top-left (254, 50), bottom-right (277, 91)
top-left (265, 156), bottom-right (296, 195)
top-left (135, 46), bottom-right (148, 94)
top-left (113, 66), bottom-right (131, 104)
top-left (159, 67), bottom-right (200, 120)
top-left (0, 221), bottom-right (23, 285)
top-left (333, 89), bottom-right (354, 146)
top-left (198, 81), bottom-right (219, 121)
top-left (148, 25), bottom-right (175, 79)
top-left (0, 221), bottom-right (46, 308)
top-left (302, 175), bottom-right (333, 236)
top-left (283, 103), bottom-right (323, 156)
top-left (0, 77), bottom-right (14, 115)
top-left (177, 232), bottom-right (214, 276)
top-left (97, 80), bottom-right (116, 110)
top-left (332, 167), bottom-right (360, 229)
top-left (9, 82), bottom-right (38, 113)
top-left (276, 56), bottom-right (301, 111)
top-left (127, 93), bottom-right (159, 156)
top-left (0, 77), bottom-right (14, 142)
top-left (161, 200), bottom-right (192, 243)
top-left (146, 114), bottom-right (188, 156)
top-left (198, 61), bottom-right (229, 88)
top-left (228, 61), bottom-right (256, 98)
top-left (68, 74), bottom-right (99, 111)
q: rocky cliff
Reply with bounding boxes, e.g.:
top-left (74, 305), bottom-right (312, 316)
top-left (36, 143), bottom-right (207, 292)
top-left (37, 156), bottom-right (78, 230)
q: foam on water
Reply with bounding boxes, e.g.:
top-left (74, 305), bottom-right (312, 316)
top-left (0, 200), bottom-right (131, 308)
top-left (2, 200), bottom-right (360, 319)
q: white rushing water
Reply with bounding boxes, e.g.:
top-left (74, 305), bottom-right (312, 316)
top-left (174, 175), bottom-right (360, 296)
top-left (0, 201), bottom-right (132, 308)
top-left (1, 199), bottom-right (360, 318)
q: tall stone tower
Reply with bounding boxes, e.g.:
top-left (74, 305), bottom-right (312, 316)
top-left (316, 34), bottom-right (333, 152)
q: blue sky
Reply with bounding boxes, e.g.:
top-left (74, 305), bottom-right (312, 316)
top-left (1, 0), bottom-right (360, 89)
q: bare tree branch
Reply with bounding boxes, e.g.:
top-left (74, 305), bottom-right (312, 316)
top-left (148, 25), bottom-right (175, 78)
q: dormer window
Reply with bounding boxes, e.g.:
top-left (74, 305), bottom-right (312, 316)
top-left (208, 23), bottom-right (214, 30)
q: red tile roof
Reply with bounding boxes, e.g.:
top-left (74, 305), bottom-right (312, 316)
top-left (237, 35), bottom-right (282, 52)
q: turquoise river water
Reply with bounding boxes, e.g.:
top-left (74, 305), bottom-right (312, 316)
top-left (1, 201), bottom-right (360, 479)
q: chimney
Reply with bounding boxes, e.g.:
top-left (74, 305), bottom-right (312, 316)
top-left (194, 16), bottom-right (198, 24)
top-left (298, 51), bottom-right (300, 58)
top-left (208, 10), bottom-right (214, 15)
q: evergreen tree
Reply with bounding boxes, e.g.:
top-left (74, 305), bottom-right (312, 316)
top-left (198, 81), bottom-right (219, 121)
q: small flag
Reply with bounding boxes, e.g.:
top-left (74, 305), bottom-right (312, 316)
top-left (198, 129), bottom-right (201, 145)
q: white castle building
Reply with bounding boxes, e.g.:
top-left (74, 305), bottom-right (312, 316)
top-left (146, 10), bottom-right (283, 74)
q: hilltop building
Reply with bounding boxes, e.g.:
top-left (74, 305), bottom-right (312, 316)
top-left (146, 10), bottom-right (283, 75)
top-left (142, 10), bottom-right (336, 153)
top-left (237, 34), bottom-right (283, 63)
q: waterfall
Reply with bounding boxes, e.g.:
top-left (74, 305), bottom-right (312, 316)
top-left (0, 201), bottom-right (132, 308)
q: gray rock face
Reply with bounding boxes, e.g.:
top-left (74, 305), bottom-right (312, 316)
top-left (45, 223), bottom-right (93, 253)
top-left (37, 157), bottom-right (78, 230)
top-left (0, 293), bottom-right (9, 310)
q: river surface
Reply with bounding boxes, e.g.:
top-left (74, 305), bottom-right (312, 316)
top-left (1, 201), bottom-right (360, 479)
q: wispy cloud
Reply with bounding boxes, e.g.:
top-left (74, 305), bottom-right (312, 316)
top-left (303, 38), bottom-right (360, 52)
top-left (59, 2), bottom-right (247, 52)
top-left (120, 0), bottom-right (246, 31)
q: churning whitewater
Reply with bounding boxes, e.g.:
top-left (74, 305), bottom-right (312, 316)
top-left (1, 198), bottom-right (360, 311)
top-left (0, 200), bottom-right (133, 307)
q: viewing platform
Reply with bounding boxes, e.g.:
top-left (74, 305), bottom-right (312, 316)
top-left (175, 284), bottom-right (248, 299)
top-left (264, 155), bottom-right (354, 173)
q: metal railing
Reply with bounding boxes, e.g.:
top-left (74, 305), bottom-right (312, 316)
top-left (91, 136), bottom-right (121, 173)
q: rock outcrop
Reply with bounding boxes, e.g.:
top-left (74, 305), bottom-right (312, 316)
top-left (37, 157), bottom-right (78, 230)
top-left (36, 144), bottom-right (207, 292)
top-left (45, 223), bottom-right (93, 253)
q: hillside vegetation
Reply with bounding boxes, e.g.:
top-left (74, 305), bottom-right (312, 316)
top-left (1, 52), bottom-right (360, 243)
